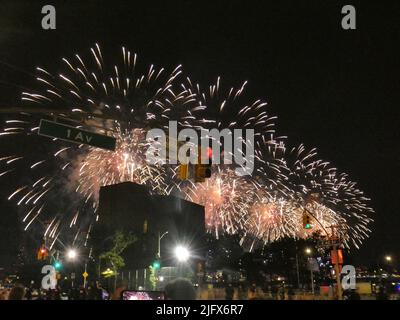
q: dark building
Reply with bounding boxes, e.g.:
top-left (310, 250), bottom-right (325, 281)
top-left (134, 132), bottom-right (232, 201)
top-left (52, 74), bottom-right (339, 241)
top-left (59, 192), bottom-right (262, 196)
top-left (92, 182), bottom-right (205, 270)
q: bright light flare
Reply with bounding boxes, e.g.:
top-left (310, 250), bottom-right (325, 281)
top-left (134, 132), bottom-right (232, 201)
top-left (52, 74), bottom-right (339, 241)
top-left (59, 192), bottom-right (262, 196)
top-left (67, 249), bottom-right (77, 260)
top-left (174, 245), bottom-right (190, 262)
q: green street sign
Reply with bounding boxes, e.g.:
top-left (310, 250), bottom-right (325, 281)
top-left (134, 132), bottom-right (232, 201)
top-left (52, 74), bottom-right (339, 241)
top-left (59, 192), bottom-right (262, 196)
top-left (38, 119), bottom-right (116, 151)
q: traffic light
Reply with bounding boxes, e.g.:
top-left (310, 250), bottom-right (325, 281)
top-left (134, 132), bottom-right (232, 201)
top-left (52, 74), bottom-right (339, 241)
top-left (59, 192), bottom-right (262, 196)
top-left (37, 246), bottom-right (49, 260)
top-left (202, 163), bottom-right (212, 178)
top-left (194, 165), bottom-right (206, 182)
top-left (194, 147), bottom-right (212, 182)
top-left (330, 248), bottom-right (343, 265)
top-left (178, 164), bottom-right (189, 180)
top-left (53, 261), bottom-right (62, 270)
top-left (152, 260), bottom-right (161, 269)
top-left (302, 213), bottom-right (312, 229)
top-left (204, 147), bottom-right (212, 178)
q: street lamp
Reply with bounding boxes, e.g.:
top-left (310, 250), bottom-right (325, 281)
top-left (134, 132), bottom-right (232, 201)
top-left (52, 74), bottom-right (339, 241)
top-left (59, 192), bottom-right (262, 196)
top-left (385, 255), bottom-right (392, 262)
top-left (174, 245), bottom-right (190, 263)
top-left (157, 231), bottom-right (169, 259)
top-left (305, 247), bottom-right (312, 255)
top-left (67, 249), bottom-right (77, 260)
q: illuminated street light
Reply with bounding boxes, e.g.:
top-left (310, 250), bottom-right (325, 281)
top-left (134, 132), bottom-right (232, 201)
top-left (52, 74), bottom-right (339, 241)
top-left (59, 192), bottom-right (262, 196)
top-left (305, 248), bottom-right (312, 255)
top-left (174, 245), bottom-right (190, 262)
top-left (385, 255), bottom-right (392, 262)
top-left (67, 249), bottom-right (77, 260)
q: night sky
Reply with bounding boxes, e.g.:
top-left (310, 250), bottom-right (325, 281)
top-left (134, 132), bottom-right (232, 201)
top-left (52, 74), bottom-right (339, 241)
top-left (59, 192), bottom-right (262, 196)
top-left (0, 0), bottom-right (399, 266)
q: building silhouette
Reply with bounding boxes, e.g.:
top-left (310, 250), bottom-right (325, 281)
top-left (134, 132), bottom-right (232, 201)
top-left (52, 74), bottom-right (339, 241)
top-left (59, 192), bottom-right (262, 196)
top-left (92, 182), bottom-right (205, 270)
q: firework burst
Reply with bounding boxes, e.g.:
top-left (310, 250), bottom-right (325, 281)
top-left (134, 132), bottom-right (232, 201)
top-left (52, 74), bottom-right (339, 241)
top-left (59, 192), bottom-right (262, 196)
top-left (254, 142), bottom-right (374, 248)
top-left (0, 45), bottom-right (202, 248)
top-left (180, 166), bottom-right (256, 239)
top-left (0, 45), bottom-right (374, 251)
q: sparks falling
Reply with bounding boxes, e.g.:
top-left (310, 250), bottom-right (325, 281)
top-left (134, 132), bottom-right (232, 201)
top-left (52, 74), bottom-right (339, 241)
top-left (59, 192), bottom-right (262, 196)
top-left (0, 44), bottom-right (374, 251)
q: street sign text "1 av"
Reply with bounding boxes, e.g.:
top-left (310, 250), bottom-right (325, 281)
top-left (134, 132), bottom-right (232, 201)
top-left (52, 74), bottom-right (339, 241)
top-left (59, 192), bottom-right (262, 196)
top-left (38, 119), bottom-right (116, 151)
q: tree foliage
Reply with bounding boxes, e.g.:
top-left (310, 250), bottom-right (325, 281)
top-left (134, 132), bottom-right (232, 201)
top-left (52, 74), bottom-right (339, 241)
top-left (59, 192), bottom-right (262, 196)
top-left (100, 230), bottom-right (137, 271)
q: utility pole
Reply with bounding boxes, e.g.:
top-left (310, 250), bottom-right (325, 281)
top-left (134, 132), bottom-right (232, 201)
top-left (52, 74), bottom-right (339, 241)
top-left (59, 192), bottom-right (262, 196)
top-left (305, 254), bottom-right (315, 295)
top-left (329, 225), bottom-right (342, 300)
top-left (333, 243), bottom-right (342, 300)
top-left (310, 268), bottom-right (314, 295)
top-left (295, 245), bottom-right (300, 289)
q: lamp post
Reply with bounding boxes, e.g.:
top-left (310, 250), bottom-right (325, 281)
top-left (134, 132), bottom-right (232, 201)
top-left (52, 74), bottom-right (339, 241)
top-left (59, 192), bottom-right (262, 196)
top-left (295, 243), bottom-right (300, 289)
top-left (305, 248), bottom-right (314, 295)
top-left (157, 231), bottom-right (169, 259)
top-left (155, 231), bottom-right (168, 289)
top-left (384, 255), bottom-right (393, 277)
top-left (66, 249), bottom-right (78, 288)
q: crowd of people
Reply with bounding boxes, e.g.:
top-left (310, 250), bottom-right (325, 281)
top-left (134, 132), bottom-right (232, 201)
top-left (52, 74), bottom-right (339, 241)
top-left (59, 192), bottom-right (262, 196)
top-left (1, 278), bottom-right (395, 300)
top-left (0, 281), bottom-right (110, 300)
top-left (0, 278), bottom-right (198, 300)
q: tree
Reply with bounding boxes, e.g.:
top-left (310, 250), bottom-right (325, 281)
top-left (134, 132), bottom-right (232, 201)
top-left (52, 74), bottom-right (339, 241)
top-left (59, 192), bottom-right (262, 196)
top-left (99, 230), bottom-right (137, 274)
top-left (148, 266), bottom-right (157, 290)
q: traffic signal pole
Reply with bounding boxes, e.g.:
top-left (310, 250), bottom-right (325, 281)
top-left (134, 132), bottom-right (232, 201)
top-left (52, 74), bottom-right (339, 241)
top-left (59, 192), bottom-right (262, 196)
top-left (310, 268), bottom-right (314, 295)
top-left (333, 243), bottom-right (342, 300)
top-left (328, 225), bottom-right (342, 300)
top-left (301, 202), bottom-right (343, 300)
top-left (295, 242), bottom-right (301, 289)
top-left (295, 252), bottom-right (300, 289)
